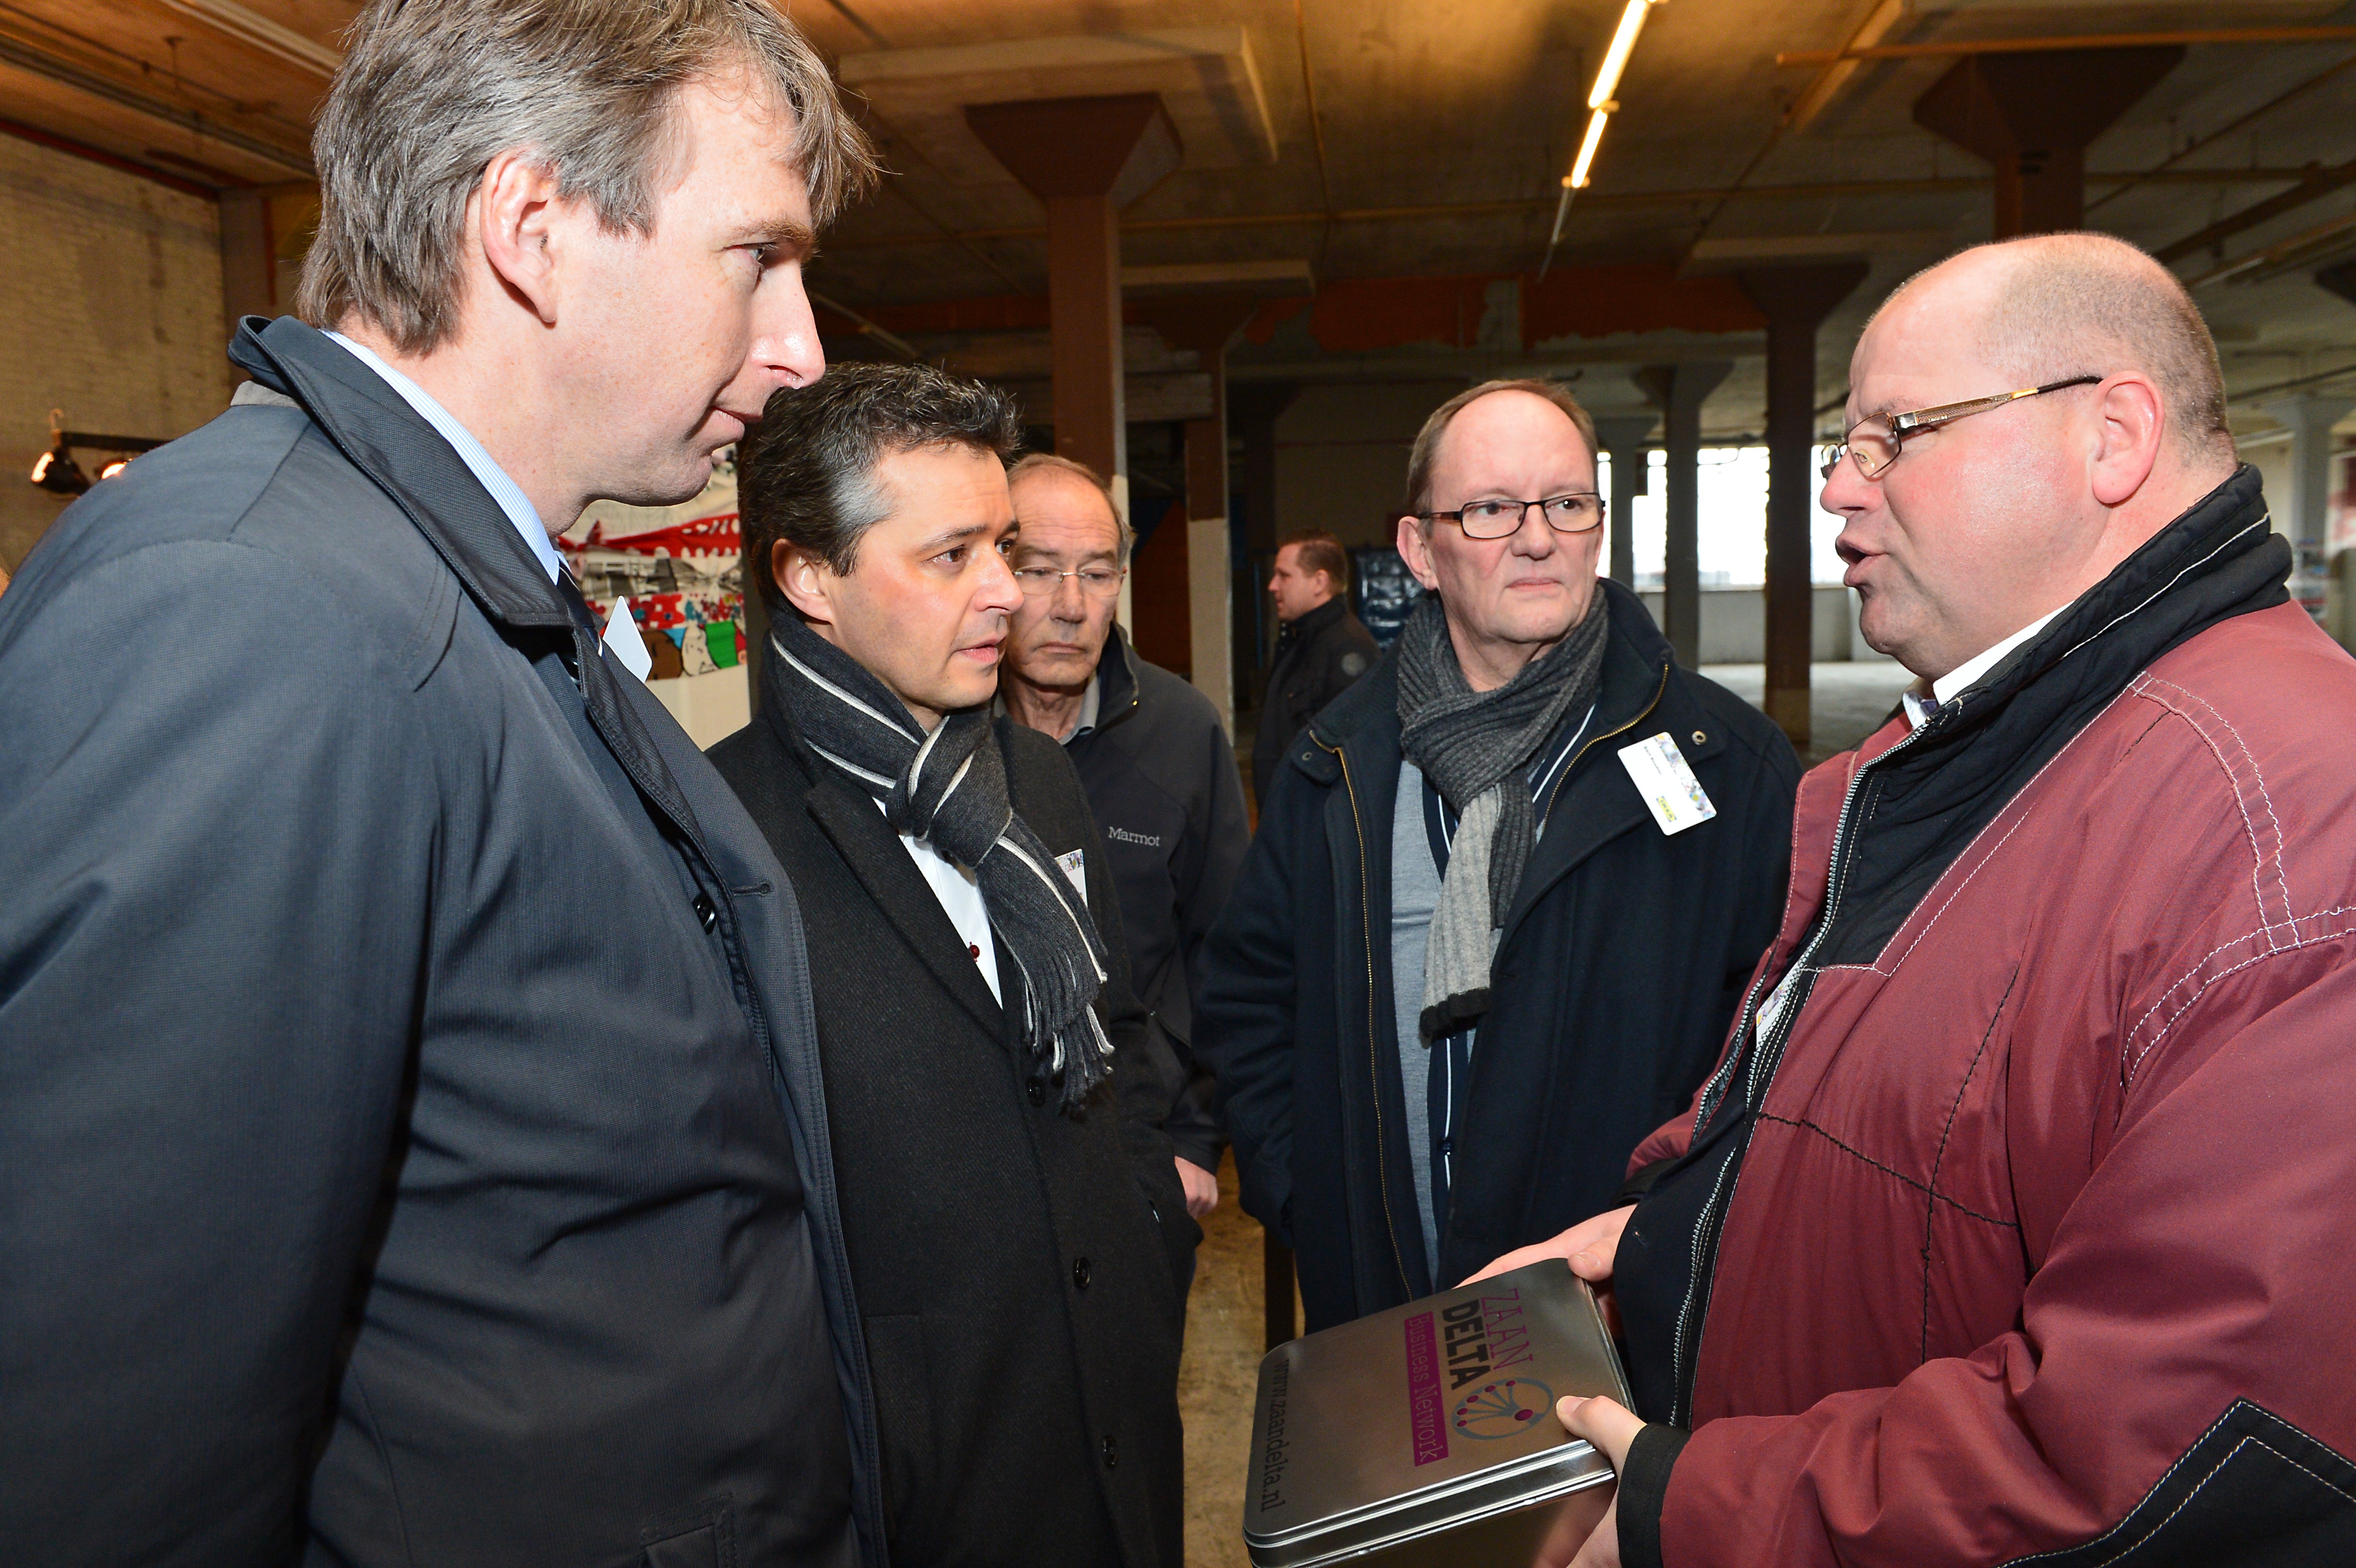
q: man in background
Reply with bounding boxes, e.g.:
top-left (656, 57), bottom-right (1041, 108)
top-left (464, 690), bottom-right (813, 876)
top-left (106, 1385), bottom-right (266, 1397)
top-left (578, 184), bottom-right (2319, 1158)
top-left (1200, 380), bottom-right (1798, 1335)
top-left (1000, 453), bottom-right (1251, 1254)
top-left (1485, 233), bottom-right (2356, 1568)
top-left (1250, 529), bottom-right (1379, 803)
top-left (0, 1), bottom-right (885, 1563)
top-left (713, 366), bottom-right (1189, 1568)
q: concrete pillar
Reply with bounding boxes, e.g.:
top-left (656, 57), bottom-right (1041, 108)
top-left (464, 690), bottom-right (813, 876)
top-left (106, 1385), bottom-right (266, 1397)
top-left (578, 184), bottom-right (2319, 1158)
top-left (968, 94), bottom-right (1182, 507)
top-left (1635, 362), bottom-right (1734, 668)
top-left (1590, 414), bottom-right (1657, 589)
top-left (218, 189), bottom-right (275, 329)
top-left (1913, 47), bottom-right (2181, 237)
top-left (1138, 295), bottom-right (1262, 734)
top-left (1736, 264), bottom-right (1867, 748)
top-left (2265, 396), bottom-right (2355, 622)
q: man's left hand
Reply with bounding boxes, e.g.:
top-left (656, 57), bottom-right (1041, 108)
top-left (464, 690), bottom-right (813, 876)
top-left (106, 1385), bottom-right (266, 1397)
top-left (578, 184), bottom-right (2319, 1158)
top-left (1545, 1395), bottom-right (1647, 1568)
top-left (1175, 1157), bottom-right (1220, 1219)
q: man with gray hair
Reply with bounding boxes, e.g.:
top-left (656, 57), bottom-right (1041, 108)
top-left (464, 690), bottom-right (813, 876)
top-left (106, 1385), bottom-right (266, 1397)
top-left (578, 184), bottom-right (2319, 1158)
top-left (1484, 233), bottom-right (2356, 1568)
top-left (0, 3), bottom-right (886, 1564)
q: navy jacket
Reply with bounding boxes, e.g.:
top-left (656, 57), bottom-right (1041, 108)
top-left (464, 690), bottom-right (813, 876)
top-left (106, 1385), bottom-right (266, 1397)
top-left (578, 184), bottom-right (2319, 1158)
top-left (1197, 580), bottom-right (1800, 1329)
top-left (0, 318), bottom-right (880, 1567)
top-left (1061, 627), bottom-right (1251, 1170)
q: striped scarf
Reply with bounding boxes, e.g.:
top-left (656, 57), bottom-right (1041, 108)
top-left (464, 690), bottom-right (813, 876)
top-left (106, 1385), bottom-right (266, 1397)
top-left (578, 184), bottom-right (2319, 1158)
top-left (766, 615), bottom-right (1115, 1109)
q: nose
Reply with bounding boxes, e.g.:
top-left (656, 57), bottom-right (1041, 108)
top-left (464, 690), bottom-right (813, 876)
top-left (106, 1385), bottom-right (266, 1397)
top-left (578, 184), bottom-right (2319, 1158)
top-left (1819, 447), bottom-right (1874, 519)
top-left (976, 546), bottom-right (1024, 617)
top-left (748, 264), bottom-right (826, 397)
top-left (1051, 573), bottom-right (1089, 619)
top-left (1508, 500), bottom-right (1559, 555)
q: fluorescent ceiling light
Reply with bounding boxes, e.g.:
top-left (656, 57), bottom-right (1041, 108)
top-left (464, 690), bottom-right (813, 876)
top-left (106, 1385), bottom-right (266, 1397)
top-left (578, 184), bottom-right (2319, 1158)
top-left (1570, 109), bottom-right (1611, 188)
top-left (1589, 0), bottom-right (1652, 110)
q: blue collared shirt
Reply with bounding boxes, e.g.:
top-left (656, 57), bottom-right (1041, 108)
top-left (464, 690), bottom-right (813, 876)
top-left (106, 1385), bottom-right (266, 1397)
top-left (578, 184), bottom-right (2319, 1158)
top-left (325, 330), bottom-right (563, 584)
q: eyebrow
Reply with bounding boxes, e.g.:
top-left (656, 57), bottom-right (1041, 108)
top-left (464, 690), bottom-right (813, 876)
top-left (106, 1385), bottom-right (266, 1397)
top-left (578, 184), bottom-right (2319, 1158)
top-left (919, 519), bottom-right (1014, 553)
top-left (734, 219), bottom-right (818, 260)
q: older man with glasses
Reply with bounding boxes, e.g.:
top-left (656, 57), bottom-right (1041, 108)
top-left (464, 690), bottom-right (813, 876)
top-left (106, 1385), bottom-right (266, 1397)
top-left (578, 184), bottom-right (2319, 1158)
top-left (998, 455), bottom-right (1251, 1278)
top-left (1481, 232), bottom-right (2356, 1568)
top-left (1198, 378), bottom-right (1800, 1336)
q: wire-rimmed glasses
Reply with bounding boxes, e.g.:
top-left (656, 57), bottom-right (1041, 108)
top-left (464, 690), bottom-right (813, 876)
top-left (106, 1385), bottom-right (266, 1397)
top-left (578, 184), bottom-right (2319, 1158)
top-left (1822, 375), bottom-right (2104, 481)
top-left (1012, 564), bottom-right (1126, 599)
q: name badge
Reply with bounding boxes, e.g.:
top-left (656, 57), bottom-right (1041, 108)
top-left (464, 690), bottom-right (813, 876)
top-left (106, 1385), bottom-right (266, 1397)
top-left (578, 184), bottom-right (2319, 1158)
top-left (1055, 847), bottom-right (1088, 903)
top-left (1616, 732), bottom-right (1715, 836)
top-left (602, 594), bottom-right (654, 681)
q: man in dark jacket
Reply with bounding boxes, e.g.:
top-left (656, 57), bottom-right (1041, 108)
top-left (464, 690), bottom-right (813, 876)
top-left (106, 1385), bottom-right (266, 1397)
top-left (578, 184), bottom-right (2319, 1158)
top-left (1475, 234), bottom-right (2356, 1568)
top-left (1197, 379), bottom-right (1799, 1334)
top-left (710, 365), bottom-right (1191, 1568)
top-left (0, 4), bottom-right (887, 1565)
top-left (1250, 530), bottom-right (1380, 802)
top-left (1000, 454), bottom-right (1253, 1247)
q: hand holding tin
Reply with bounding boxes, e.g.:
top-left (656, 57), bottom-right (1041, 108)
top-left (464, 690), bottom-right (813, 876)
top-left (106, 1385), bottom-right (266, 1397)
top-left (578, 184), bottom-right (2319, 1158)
top-left (1460, 1204), bottom-right (1634, 1334)
top-left (1539, 1394), bottom-right (1643, 1568)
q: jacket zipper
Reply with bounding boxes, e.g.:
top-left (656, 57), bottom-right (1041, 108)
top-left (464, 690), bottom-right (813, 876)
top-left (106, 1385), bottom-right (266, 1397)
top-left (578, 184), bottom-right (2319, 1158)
top-left (1667, 719), bottom-right (1930, 1426)
top-left (1537, 659), bottom-right (1670, 835)
top-left (1317, 735), bottom-right (1414, 1299)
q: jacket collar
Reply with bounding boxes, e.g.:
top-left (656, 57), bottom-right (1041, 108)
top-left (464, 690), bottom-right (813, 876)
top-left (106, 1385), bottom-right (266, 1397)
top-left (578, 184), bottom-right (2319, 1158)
top-left (229, 316), bottom-right (571, 633)
top-left (1091, 622), bottom-right (1143, 733)
top-left (1277, 593), bottom-right (1349, 651)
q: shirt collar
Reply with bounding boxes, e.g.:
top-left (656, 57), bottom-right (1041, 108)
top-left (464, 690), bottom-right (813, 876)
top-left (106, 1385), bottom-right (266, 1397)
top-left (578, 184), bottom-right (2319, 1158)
top-left (993, 673), bottom-right (1101, 743)
top-left (1902, 606), bottom-right (2066, 730)
top-left (325, 330), bottom-right (563, 585)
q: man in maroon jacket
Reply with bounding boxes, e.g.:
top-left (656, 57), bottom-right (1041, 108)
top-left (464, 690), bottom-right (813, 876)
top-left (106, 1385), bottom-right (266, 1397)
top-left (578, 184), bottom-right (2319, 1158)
top-left (1478, 232), bottom-right (2356, 1567)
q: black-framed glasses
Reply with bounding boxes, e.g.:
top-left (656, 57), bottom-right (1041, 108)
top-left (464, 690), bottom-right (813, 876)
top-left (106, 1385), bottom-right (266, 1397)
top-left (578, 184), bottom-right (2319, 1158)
top-left (1421, 493), bottom-right (1605, 539)
top-left (1822, 375), bottom-right (2104, 481)
top-left (1012, 564), bottom-right (1126, 599)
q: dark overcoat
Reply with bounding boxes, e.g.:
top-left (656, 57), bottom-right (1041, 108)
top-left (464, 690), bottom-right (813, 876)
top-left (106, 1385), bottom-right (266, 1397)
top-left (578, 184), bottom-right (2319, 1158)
top-left (710, 700), bottom-right (1195, 1568)
top-left (1250, 595), bottom-right (1380, 803)
top-left (1198, 579), bottom-right (1801, 1330)
top-left (0, 317), bottom-right (878, 1567)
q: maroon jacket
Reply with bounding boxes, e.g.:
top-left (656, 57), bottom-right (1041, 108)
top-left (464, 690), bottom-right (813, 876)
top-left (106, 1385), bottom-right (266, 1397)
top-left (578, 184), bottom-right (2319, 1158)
top-left (1609, 468), bottom-right (2356, 1567)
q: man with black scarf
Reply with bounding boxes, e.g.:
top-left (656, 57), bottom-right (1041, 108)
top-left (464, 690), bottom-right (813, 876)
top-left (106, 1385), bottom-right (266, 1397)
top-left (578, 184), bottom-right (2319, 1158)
top-left (1197, 379), bottom-right (1800, 1333)
top-left (709, 363), bottom-right (1192, 1568)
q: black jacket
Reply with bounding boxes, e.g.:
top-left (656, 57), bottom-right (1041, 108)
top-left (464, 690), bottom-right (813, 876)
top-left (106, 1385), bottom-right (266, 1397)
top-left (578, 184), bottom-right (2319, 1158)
top-left (709, 701), bottom-right (1193, 1568)
top-left (1060, 627), bottom-right (1251, 1169)
top-left (0, 318), bottom-right (877, 1566)
top-left (1251, 594), bottom-right (1379, 803)
top-left (1197, 579), bottom-right (1800, 1330)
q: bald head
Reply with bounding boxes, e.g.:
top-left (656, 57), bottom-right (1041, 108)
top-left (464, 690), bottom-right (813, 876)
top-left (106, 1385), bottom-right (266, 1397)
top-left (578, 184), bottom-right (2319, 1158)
top-left (1871, 233), bottom-right (2233, 466)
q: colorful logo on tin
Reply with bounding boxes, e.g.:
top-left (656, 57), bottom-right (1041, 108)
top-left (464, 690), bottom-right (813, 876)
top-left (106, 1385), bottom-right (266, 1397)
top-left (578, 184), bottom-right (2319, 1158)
top-left (1452, 1378), bottom-right (1554, 1440)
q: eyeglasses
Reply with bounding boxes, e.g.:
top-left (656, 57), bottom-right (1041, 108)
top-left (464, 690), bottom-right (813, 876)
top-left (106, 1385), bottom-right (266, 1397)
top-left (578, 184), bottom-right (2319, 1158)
top-left (1013, 564), bottom-right (1126, 599)
top-left (1822, 375), bottom-right (2104, 481)
top-left (1421, 493), bottom-right (1605, 540)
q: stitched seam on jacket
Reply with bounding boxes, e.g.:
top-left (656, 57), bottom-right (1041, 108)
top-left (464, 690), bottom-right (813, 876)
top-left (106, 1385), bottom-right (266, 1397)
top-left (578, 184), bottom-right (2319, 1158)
top-left (1920, 965), bottom-right (2019, 1362)
top-left (1822, 810), bottom-right (2035, 978)
top-left (2004, 1402), bottom-right (2251, 1566)
top-left (2122, 914), bottom-right (2356, 1088)
top-left (2127, 674), bottom-right (2289, 940)
top-left (2007, 1427), bottom-right (2355, 1567)
top-left (1816, 684), bottom-right (2132, 978)
top-left (1755, 1111), bottom-right (2019, 1227)
top-left (2137, 673), bottom-right (2294, 928)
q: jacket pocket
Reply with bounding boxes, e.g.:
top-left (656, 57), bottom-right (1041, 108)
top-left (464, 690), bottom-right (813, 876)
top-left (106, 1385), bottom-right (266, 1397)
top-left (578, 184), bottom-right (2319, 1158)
top-left (640, 1500), bottom-right (735, 1568)
top-left (862, 1313), bottom-right (937, 1559)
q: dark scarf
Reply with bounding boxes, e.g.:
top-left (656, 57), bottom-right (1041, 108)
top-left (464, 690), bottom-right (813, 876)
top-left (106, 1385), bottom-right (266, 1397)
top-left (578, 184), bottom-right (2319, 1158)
top-left (1396, 588), bottom-right (1610, 1042)
top-left (765, 614), bottom-right (1114, 1109)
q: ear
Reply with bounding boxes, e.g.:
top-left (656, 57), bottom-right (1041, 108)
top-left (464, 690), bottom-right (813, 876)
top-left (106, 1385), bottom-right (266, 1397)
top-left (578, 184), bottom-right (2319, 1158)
top-left (2088, 373), bottom-right (2165, 509)
top-left (774, 540), bottom-right (838, 626)
top-left (475, 151), bottom-right (568, 327)
top-left (1396, 513), bottom-right (1441, 591)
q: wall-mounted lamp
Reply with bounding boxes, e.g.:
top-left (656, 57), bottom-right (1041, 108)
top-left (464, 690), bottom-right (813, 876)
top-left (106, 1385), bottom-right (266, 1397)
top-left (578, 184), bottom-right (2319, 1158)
top-left (28, 411), bottom-right (164, 496)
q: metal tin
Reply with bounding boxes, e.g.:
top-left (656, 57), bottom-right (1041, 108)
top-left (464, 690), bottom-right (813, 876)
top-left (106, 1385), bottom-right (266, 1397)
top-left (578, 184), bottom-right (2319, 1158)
top-left (1243, 1260), bottom-right (1631, 1568)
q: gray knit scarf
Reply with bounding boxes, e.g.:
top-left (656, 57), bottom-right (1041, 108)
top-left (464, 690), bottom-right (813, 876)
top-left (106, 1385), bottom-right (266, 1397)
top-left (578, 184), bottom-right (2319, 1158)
top-left (766, 615), bottom-right (1115, 1110)
top-left (1396, 589), bottom-right (1610, 1044)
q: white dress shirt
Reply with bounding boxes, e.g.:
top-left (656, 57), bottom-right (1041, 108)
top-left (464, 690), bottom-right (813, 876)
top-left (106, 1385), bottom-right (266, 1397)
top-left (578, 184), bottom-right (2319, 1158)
top-left (1901, 607), bottom-right (2066, 731)
top-left (325, 330), bottom-right (564, 585)
top-left (873, 797), bottom-right (1002, 1004)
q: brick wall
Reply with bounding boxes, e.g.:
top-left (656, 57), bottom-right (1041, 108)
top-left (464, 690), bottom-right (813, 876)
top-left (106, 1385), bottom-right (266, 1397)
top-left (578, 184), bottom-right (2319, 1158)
top-left (0, 133), bottom-right (230, 573)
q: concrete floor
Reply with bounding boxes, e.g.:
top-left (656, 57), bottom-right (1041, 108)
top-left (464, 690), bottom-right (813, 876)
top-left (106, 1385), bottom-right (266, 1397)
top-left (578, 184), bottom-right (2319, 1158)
top-left (1178, 659), bottom-right (1919, 1567)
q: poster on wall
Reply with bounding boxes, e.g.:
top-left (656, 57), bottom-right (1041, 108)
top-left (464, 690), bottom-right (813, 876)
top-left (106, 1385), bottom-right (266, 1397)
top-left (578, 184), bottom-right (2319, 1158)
top-left (559, 452), bottom-right (744, 680)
